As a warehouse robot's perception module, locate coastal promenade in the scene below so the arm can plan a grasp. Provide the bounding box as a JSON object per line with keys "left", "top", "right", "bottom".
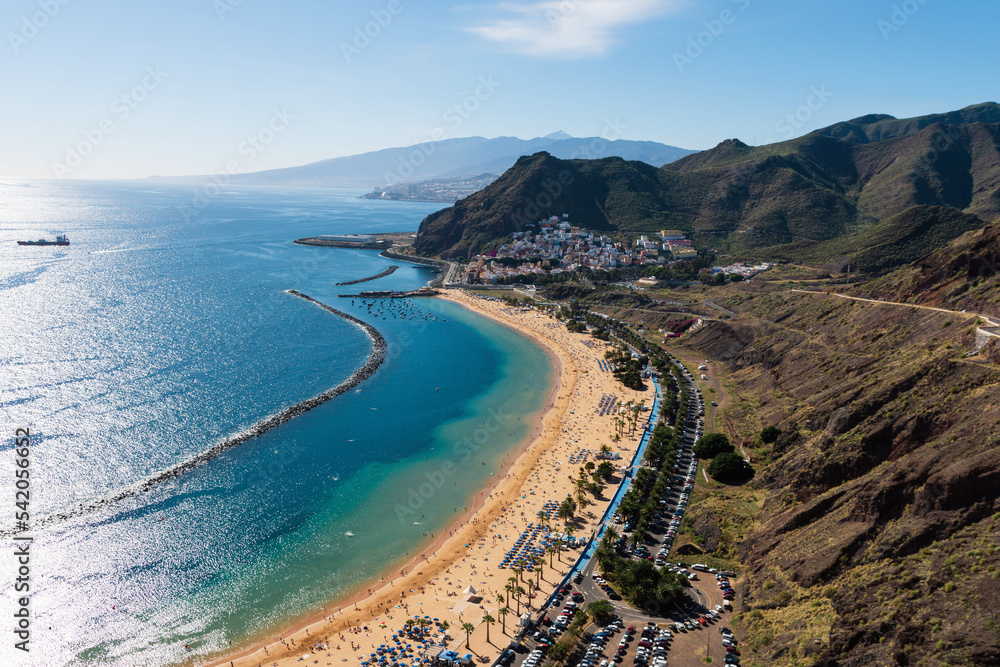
{"left": 208, "top": 291, "right": 656, "bottom": 667}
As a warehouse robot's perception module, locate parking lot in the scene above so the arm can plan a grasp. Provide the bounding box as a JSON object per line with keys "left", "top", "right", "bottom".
{"left": 505, "top": 570, "right": 742, "bottom": 667}
{"left": 498, "top": 355, "right": 745, "bottom": 667}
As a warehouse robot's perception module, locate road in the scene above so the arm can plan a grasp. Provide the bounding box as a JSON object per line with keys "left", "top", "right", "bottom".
{"left": 503, "top": 337, "right": 743, "bottom": 667}
{"left": 703, "top": 298, "right": 735, "bottom": 318}
{"left": 790, "top": 289, "right": 1000, "bottom": 340}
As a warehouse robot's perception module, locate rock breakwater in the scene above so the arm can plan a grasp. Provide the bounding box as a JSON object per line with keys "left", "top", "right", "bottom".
{"left": 335, "top": 265, "right": 399, "bottom": 286}
{"left": 9, "top": 290, "right": 387, "bottom": 536}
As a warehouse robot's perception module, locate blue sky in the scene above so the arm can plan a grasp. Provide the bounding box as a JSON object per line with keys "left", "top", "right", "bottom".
{"left": 1, "top": 0, "right": 997, "bottom": 179}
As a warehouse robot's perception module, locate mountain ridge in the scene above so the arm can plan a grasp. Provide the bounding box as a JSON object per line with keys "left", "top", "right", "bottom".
{"left": 414, "top": 103, "right": 1000, "bottom": 266}
{"left": 152, "top": 134, "right": 697, "bottom": 190}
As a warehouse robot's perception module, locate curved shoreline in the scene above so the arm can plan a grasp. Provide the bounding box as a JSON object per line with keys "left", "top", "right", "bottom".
{"left": 204, "top": 291, "right": 571, "bottom": 667}
{"left": 5, "top": 290, "right": 387, "bottom": 537}
{"left": 204, "top": 290, "right": 659, "bottom": 667}
{"left": 335, "top": 265, "right": 399, "bottom": 286}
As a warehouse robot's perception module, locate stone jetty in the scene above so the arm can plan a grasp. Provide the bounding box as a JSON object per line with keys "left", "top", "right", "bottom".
{"left": 9, "top": 290, "right": 388, "bottom": 536}
{"left": 334, "top": 265, "right": 399, "bottom": 286}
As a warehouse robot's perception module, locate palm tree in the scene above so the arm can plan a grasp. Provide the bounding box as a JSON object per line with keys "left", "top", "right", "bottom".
{"left": 462, "top": 622, "right": 475, "bottom": 648}
{"left": 514, "top": 585, "right": 527, "bottom": 613}
{"left": 548, "top": 544, "right": 560, "bottom": 566}
{"left": 499, "top": 606, "right": 509, "bottom": 635}
{"left": 574, "top": 477, "right": 588, "bottom": 508}
{"left": 599, "top": 443, "right": 612, "bottom": 459}
{"left": 440, "top": 620, "right": 450, "bottom": 633}
{"left": 533, "top": 555, "right": 544, "bottom": 586}
{"left": 629, "top": 529, "right": 644, "bottom": 548}
{"left": 504, "top": 583, "right": 514, "bottom": 609}
{"left": 557, "top": 497, "right": 575, "bottom": 526}
{"left": 496, "top": 592, "right": 505, "bottom": 616}
{"left": 482, "top": 613, "right": 495, "bottom": 644}
{"left": 513, "top": 565, "right": 524, "bottom": 583}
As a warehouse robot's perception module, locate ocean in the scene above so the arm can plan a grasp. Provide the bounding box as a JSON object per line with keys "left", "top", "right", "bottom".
{"left": 0, "top": 181, "right": 554, "bottom": 666}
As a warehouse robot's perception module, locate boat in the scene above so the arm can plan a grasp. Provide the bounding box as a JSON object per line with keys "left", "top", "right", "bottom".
{"left": 17, "top": 234, "right": 69, "bottom": 246}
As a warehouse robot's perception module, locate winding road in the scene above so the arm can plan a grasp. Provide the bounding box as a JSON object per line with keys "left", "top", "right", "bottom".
{"left": 790, "top": 289, "right": 1000, "bottom": 340}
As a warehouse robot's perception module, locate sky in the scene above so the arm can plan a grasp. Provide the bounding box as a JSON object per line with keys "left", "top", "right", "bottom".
{"left": 1, "top": 0, "right": 997, "bottom": 180}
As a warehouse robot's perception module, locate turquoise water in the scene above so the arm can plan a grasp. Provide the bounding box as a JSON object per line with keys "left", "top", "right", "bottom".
{"left": 0, "top": 181, "right": 553, "bottom": 666}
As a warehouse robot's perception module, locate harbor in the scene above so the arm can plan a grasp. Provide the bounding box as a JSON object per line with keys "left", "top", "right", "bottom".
{"left": 338, "top": 288, "right": 441, "bottom": 299}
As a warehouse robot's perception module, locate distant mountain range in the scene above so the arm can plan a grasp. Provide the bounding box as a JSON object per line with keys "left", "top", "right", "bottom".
{"left": 414, "top": 102, "right": 1000, "bottom": 266}
{"left": 157, "top": 132, "right": 697, "bottom": 190}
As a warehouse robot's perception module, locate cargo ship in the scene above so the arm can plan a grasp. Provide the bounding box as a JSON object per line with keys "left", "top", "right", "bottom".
{"left": 17, "top": 234, "right": 70, "bottom": 246}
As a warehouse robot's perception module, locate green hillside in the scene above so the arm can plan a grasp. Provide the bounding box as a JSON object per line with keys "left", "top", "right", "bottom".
{"left": 414, "top": 103, "right": 1000, "bottom": 269}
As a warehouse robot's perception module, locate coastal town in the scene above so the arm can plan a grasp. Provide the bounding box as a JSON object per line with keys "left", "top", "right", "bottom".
{"left": 461, "top": 217, "right": 700, "bottom": 284}
{"left": 445, "top": 217, "right": 771, "bottom": 287}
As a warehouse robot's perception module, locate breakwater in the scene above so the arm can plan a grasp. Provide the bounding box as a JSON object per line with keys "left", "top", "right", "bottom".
{"left": 8, "top": 290, "right": 388, "bottom": 536}
{"left": 338, "top": 289, "right": 440, "bottom": 299}
{"left": 335, "top": 265, "right": 399, "bottom": 286}
{"left": 379, "top": 250, "right": 451, "bottom": 287}
{"left": 294, "top": 237, "right": 391, "bottom": 250}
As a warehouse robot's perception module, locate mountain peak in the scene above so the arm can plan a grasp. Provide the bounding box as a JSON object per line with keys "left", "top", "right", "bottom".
{"left": 543, "top": 131, "right": 574, "bottom": 140}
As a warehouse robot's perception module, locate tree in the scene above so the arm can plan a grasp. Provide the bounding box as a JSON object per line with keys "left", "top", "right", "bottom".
{"left": 514, "top": 586, "right": 527, "bottom": 613}
{"left": 482, "top": 613, "right": 495, "bottom": 644}
{"left": 558, "top": 496, "right": 576, "bottom": 526}
{"left": 708, "top": 451, "right": 754, "bottom": 484}
{"left": 547, "top": 642, "right": 571, "bottom": 662}
{"left": 595, "top": 461, "right": 616, "bottom": 483}
{"left": 462, "top": 622, "right": 475, "bottom": 648}
{"left": 629, "top": 530, "right": 644, "bottom": 548}
{"left": 570, "top": 477, "right": 587, "bottom": 507}
{"left": 499, "top": 606, "right": 509, "bottom": 634}
{"left": 587, "top": 600, "right": 615, "bottom": 625}
{"left": 760, "top": 425, "right": 781, "bottom": 444}
{"left": 694, "top": 432, "right": 734, "bottom": 459}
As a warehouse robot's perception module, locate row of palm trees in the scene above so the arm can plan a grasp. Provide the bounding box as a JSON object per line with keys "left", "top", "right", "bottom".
{"left": 462, "top": 549, "right": 563, "bottom": 649}
{"left": 610, "top": 399, "right": 647, "bottom": 438}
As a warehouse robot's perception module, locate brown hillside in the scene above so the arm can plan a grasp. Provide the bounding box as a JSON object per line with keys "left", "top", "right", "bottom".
{"left": 685, "top": 283, "right": 1000, "bottom": 666}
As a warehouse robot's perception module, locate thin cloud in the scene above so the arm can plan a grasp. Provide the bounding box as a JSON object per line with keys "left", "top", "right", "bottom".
{"left": 465, "top": 0, "right": 686, "bottom": 59}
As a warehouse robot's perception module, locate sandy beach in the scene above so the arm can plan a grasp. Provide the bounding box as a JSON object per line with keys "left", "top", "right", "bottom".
{"left": 205, "top": 289, "right": 655, "bottom": 667}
